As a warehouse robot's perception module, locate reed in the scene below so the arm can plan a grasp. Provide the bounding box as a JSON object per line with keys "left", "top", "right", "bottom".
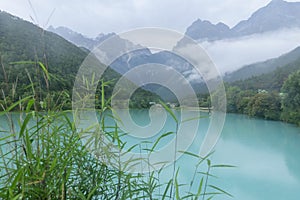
{"left": 0, "top": 61, "right": 233, "bottom": 199}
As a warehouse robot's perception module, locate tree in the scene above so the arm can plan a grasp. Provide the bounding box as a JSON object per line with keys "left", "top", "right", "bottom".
{"left": 226, "top": 86, "right": 241, "bottom": 113}
{"left": 281, "top": 70, "right": 300, "bottom": 126}
{"left": 247, "top": 92, "right": 281, "bottom": 120}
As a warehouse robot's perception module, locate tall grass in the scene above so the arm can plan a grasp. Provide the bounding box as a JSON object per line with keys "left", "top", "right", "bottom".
{"left": 0, "top": 61, "right": 233, "bottom": 199}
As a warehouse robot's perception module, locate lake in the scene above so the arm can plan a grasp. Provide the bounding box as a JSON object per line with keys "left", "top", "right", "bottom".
{"left": 1, "top": 111, "right": 300, "bottom": 199}
{"left": 114, "top": 110, "right": 300, "bottom": 200}
{"left": 200, "top": 114, "right": 300, "bottom": 200}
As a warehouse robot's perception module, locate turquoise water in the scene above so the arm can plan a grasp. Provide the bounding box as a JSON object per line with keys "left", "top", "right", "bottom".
{"left": 210, "top": 114, "right": 300, "bottom": 200}
{"left": 1, "top": 111, "right": 300, "bottom": 199}
{"left": 119, "top": 111, "right": 300, "bottom": 200}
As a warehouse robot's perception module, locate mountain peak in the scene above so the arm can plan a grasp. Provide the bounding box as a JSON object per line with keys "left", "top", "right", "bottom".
{"left": 267, "top": 0, "right": 287, "bottom": 7}
{"left": 186, "top": 0, "right": 300, "bottom": 41}
{"left": 270, "top": 0, "right": 285, "bottom": 4}
{"left": 185, "top": 19, "right": 230, "bottom": 41}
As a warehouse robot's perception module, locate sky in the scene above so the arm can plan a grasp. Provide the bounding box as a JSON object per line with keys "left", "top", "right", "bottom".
{"left": 0, "top": 0, "right": 299, "bottom": 37}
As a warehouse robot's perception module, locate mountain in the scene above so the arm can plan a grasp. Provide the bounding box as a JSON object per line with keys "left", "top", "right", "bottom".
{"left": 47, "top": 26, "right": 115, "bottom": 50}
{"left": 232, "top": 0, "right": 300, "bottom": 36}
{"left": 225, "top": 44, "right": 300, "bottom": 91}
{"left": 0, "top": 11, "right": 160, "bottom": 109}
{"left": 186, "top": 0, "right": 300, "bottom": 41}
{"left": 47, "top": 26, "right": 209, "bottom": 96}
{"left": 47, "top": 26, "right": 156, "bottom": 75}
{"left": 224, "top": 46, "right": 300, "bottom": 82}
{"left": 185, "top": 20, "right": 231, "bottom": 41}
{"left": 110, "top": 49, "right": 208, "bottom": 97}
{"left": 48, "top": 26, "right": 149, "bottom": 56}
{"left": 46, "top": 0, "right": 300, "bottom": 96}
{"left": 230, "top": 57, "right": 300, "bottom": 91}
{"left": 0, "top": 11, "right": 87, "bottom": 92}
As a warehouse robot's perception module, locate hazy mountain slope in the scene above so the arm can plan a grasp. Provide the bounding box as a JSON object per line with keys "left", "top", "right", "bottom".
{"left": 230, "top": 59, "right": 300, "bottom": 91}
{"left": 224, "top": 46, "right": 300, "bottom": 82}
{"left": 47, "top": 26, "right": 115, "bottom": 50}
{"left": 47, "top": 25, "right": 208, "bottom": 96}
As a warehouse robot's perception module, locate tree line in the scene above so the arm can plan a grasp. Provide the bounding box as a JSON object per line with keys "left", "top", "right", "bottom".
{"left": 212, "top": 70, "right": 300, "bottom": 126}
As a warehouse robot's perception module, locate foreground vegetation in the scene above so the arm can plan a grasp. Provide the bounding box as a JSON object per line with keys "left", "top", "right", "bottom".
{"left": 0, "top": 110, "right": 231, "bottom": 199}
{"left": 0, "top": 61, "right": 232, "bottom": 199}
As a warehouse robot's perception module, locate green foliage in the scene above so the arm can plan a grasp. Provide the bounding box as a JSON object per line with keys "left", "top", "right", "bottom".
{"left": 225, "top": 86, "right": 241, "bottom": 113}
{"left": 210, "top": 85, "right": 226, "bottom": 112}
{"left": 224, "top": 58, "right": 300, "bottom": 125}
{"left": 247, "top": 92, "right": 281, "bottom": 120}
{"left": 0, "top": 11, "right": 87, "bottom": 92}
{"left": 129, "top": 88, "right": 161, "bottom": 109}
{"left": 281, "top": 70, "right": 300, "bottom": 126}
{"left": 223, "top": 85, "right": 281, "bottom": 120}
{"left": 0, "top": 61, "right": 231, "bottom": 199}
{"left": 0, "top": 111, "right": 157, "bottom": 199}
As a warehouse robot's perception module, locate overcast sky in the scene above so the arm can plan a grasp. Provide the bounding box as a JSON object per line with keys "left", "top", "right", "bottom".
{"left": 0, "top": 0, "right": 299, "bottom": 37}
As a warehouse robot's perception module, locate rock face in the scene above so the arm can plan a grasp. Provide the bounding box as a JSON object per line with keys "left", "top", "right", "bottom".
{"left": 233, "top": 0, "right": 300, "bottom": 36}
{"left": 185, "top": 19, "right": 231, "bottom": 41}
{"left": 186, "top": 0, "right": 300, "bottom": 41}
{"left": 47, "top": 26, "right": 115, "bottom": 50}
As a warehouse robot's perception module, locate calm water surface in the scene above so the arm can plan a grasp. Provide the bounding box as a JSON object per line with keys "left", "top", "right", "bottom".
{"left": 126, "top": 110, "right": 300, "bottom": 200}
{"left": 1, "top": 111, "right": 300, "bottom": 200}
{"left": 210, "top": 114, "right": 300, "bottom": 200}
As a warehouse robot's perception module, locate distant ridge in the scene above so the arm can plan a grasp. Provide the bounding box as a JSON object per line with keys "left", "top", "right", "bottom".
{"left": 48, "top": 26, "right": 115, "bottom": 50}
{"left": 186, "top": 0, "right": 300, "bottom": 41}
{"left": 224, "top": 46, "right": 300, "bottom": 82}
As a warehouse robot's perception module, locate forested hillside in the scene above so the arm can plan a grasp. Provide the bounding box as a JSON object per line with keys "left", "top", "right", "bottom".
{"left": 0, "top": 11, "right": 87, "bottom": 89}
{"left": 231, "top": 59, "right": 300, "bottom": 91}
{"left": 223, "top": 57, "right": 300, "bottom": 125}
{"left": 224, "top": 46, "right": 300, "bottom": 82}
{"left": 0, "top": 11, "right": 159, "bottom": 110}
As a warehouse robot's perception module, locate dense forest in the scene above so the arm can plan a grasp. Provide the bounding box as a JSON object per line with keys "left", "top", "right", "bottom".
{"left": 200, "top": 46, "right": 300, "bottom": 126}
{"left": 0, "top": 11, "right": 160, "bottom": 111}
{"left": 220, "top": 61, "right": 300, "bottom": 126}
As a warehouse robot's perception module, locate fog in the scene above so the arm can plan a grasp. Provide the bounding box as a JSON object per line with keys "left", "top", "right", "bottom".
{"left": 200, "top": 28, "right": 300, "bottom": 74}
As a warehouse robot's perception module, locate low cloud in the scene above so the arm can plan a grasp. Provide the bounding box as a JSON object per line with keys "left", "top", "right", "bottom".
{"left": 200, "top": 28, "right": 300, "bottom": 74}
